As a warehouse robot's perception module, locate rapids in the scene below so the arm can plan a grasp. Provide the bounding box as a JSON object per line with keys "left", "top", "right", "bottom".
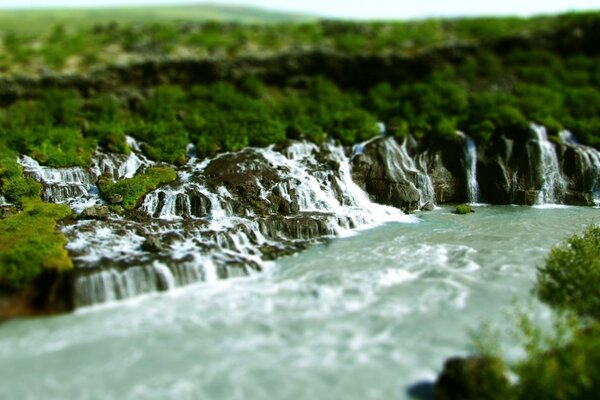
{"left": 0, "top": 206, "right": 596, "bottom": 399}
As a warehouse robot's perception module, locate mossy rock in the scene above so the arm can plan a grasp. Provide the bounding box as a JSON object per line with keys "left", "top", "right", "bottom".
{"left": 455, "top": 204, "right": 474, "bottom": 214}
{"left": 98, "top": 166, "right": 178, "bottom": 210}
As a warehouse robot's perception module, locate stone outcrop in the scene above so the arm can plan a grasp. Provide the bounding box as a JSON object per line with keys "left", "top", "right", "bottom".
{"left": 353, "top": 127, "right": 600, "bottom": 207}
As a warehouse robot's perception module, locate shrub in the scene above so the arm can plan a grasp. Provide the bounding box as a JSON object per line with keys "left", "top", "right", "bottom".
{"left": 435, "top": 356, "right": 511, "bottom": 400}
{"left": 536, "top": 225, "right": 600, "bottom": 318}
{"left": 513, "top": 315, "right": 600, "bottom": 400}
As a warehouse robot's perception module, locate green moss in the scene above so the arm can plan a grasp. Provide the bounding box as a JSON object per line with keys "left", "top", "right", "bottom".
{"left": 455, "top": 204, "right": 474, "bottom": 214}
{"left": 27, "top": 127, "right": 95, "bottom": 168}
{"left": 129, "top": 122, "right": 188, "bottom": 164}
{"left": 0, "top": 199, "right": 72, "bottom": 290}
{"left": 98, "top": 166, "right": 177, "bottom": 210}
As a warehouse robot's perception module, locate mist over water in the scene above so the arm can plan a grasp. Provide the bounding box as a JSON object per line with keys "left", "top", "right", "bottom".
{"left": 0, "top": 205, "right": 596, "bottom": 399}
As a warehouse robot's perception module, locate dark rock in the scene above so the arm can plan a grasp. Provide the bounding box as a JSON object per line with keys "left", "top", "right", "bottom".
{"left": 205, "top": 149, "right": 279, "bottom": 216}
{"left": 435, "top": 356, "right": 510, "bottom": 400}
{"left": 142, "top": 236, "right": 164, "bottom": 253}
{"left": 80, "top": 205, "right": 110, "bottom": 220}
{"left": 428, "top": 140, "right": 466, "bottom": 204}
{"left": 420, "top": 201, "right": 434, "bottom": 211}
{"left": 351, "top": 137, "right": 421, "bottom": 211}
{"left": 258, "top": 213, "right": 337, "bottom": 241}
{"left": 0, "top": 270, "right": 74, "bottom": 321}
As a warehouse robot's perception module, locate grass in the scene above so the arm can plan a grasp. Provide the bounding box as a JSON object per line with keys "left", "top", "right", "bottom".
{"left": 98, "top": 166, "right": 178, "bottom": 210}
{"left": 0, "top": 199, "right": 73, "bottom": 290}
{"left": 0, "top": 5, "right": 313, "bottom": 34}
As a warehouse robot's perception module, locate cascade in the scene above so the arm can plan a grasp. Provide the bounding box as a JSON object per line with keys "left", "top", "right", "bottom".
{"left": 456, "top": 132, "right": 481, "bottom": 203}
{"left": 530, "top": 124, "right": 566, "bottom": 204}
{"left": 559, "top": 130, "right": 600, "bottom": 205}
{"left": 59, "top": 141, "right": 417, "bottom": 307}
{"left": 382, "top": 138, "right": 435, "bottom": 206}
{"left": 19, "top": 155, "right": 97, "bottom": 212}
{"left": 91, "top": 137, "right": 152, "bottom": 181}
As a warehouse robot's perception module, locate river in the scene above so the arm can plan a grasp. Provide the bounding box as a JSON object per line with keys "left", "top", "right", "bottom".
{"left": 0, "top": 205, "right": 596, "bottom": 399}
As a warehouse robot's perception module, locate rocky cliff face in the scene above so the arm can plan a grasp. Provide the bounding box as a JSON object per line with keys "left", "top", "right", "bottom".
{"left": 352, "top": 124, "right": 600, "bottom": 209}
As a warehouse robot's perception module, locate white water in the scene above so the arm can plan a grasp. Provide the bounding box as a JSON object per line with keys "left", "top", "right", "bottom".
{"left": 59, "top": 141, "right": 417, "bottom": 307}
{"left": 457, "top": 132, "right": 481, "bottom": 204}
{"left": 530, "top": 123, "right": 566, "bottom": 204}
{"left": 382, "top": 138, "right": 435, "bottom": 207}
{"left": 1, "top": 206, "right": 596, "bottom": 400}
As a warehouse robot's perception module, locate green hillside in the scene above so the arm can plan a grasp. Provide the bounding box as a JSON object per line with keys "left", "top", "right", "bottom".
{"left": 0, "top": 4, "right": 314, "bottom": 33}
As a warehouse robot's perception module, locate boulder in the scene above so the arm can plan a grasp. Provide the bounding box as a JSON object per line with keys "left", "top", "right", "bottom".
{"left": 351, "top": 137, "right": 422, "bottom": 211}
{"left": 141, "top": 236, "right": 164, "bottom": 253}
{"left": 435, "top": 356, "right": 510, "bottom": 400}
{"left": 80, "top": 205, "right": 110, "bottom": 220}
{"left": 420, "top": 202, "right": 434, "bottom": 211}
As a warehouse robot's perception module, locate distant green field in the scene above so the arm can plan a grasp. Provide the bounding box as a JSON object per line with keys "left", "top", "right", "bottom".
{"left": 0, "top": 4, "right": 314, "bottom": 33}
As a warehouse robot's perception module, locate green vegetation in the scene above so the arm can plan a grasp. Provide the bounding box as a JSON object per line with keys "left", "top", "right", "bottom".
{"left": 0, "top": 199, "right": 72, "bottom": 290}
{"left": 536, "top": 225, "right": 600, "bottom": 318}
{"left": 1, "top": 16, "right": 600, "bottom": 162}
{"left": 440, "top": 225, "right": 600, "bottom": 399}
{"left": 0, "top": 147, "right": 42, "bottom": 204}
{"left": 435, "top": 356, "right": 510, "bottom": 400}
{"left": 98, "top": 166, "right": 177, "bottom": 210}
{"left": 0, "top": 5, "right": 312, "bottom": 34}
{"left": 455, "top": 204, "right": 474, "bottom": 214}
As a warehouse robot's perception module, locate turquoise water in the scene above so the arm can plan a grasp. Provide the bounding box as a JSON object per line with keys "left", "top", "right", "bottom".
{"left": 0, "top": 206, "right": 597, "bottom": 399}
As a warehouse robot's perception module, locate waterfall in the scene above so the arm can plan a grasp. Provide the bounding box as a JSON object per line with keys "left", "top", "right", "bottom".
{"left": 530, "top": 124, "right": 566, "bottom": 204}
{"left": 60, "top": 141, "right": 417, "bottom": 307}
{"left": 381, "top": 138, "right": 435, "bottom": 206}
{"left": 91, "top": 137, "right": 152, "bottom": 181}
{"left": 456, "top": 132, "right": 481, "bottom": 204}
{"left": 19, "top": 155, "right": 98, "bottom": 213}
{"left": 559, "top": 130, "right": 600, "bottom": 206}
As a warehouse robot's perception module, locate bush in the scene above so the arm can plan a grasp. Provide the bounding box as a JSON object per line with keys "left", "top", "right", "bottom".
{"left": 514, "top": 322, "right": 600, "bottom": 400}
{"left": 435, "top": 356, "right": 511, "bottom": 400}
{"left": 536, "top": 225, "right": 600, "bottom": 318}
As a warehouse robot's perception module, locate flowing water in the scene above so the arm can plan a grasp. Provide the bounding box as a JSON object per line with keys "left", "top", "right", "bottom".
{"left": 1, "top": 205, "right": 597, "bottom": 400}
{"left": 457, "top": 132, "right": 481, "bottom": 204}
{"left": 530, "top": 124, "right": 566, "bottom": 204}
